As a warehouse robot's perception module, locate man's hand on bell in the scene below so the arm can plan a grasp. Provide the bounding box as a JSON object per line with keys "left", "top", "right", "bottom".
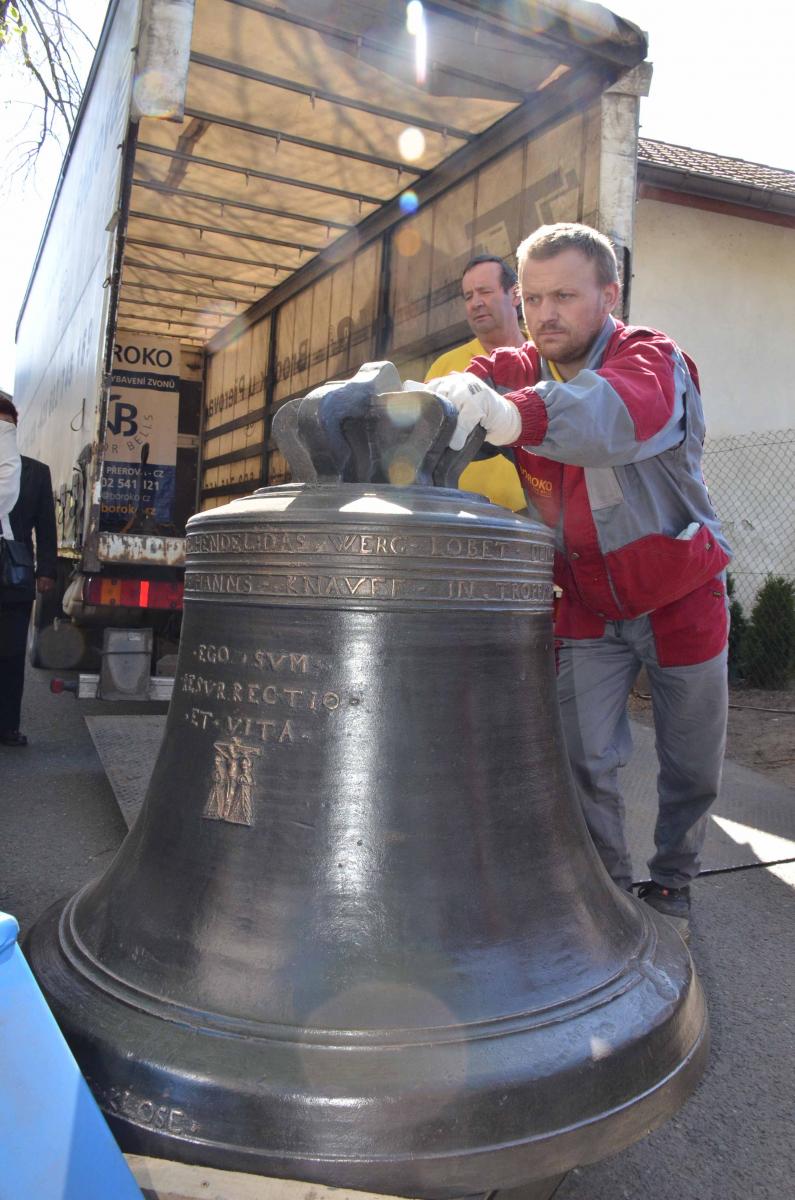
{"left": 427, "top": 373, "right": 521, "bottom": 451}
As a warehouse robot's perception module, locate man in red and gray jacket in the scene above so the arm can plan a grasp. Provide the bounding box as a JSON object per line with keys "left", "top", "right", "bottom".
{"left": 431, "top": 222, "right": 731, "bottom": 940}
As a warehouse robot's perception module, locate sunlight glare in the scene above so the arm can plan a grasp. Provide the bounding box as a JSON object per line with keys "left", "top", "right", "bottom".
{"left": 711, "top": 815, "right": 795, "bottom": 887}
{"left": 406, "top": 1, "right": 428, "bottom": 85}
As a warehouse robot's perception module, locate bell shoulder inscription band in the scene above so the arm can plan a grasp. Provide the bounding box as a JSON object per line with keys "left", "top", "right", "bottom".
{"left": 184, "top": 486, "right": 554, "bottom": 611}
{"left": 27, "top": 375, "right": 708, "bottom": 1198}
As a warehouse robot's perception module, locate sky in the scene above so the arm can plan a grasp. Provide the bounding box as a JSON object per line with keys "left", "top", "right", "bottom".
{"left": 0, "top": 0, "right": 793, "bottom": 396}
{"left": 614, "top": 0, "right": 794, "bottom": 167}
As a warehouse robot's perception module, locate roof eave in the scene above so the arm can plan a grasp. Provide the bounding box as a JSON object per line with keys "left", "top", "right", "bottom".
{"left": 443, "top": 0, "right": 648, "bottom": 69}
{"left": 637, "top": 161, "right": 795, "bottom": 218}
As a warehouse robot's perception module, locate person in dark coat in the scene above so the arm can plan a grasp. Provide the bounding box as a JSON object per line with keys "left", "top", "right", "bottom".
{"left": 0, "top": 398, "right": 58, "bottom": 747}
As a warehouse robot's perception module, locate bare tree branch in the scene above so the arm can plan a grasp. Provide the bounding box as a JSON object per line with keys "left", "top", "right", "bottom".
{"left": 1, "top": 0, "right": 96, "bottom": 174}
{"left": 22, "top": 3, "right": 73, "bottom": 133}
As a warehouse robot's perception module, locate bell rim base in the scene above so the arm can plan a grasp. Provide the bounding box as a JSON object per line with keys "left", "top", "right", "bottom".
{"left": 26, "top": 898, "right": 709, "bottom": 1198}
{"left": 101, "top": 1014, "right": 709, "bottom": 1199}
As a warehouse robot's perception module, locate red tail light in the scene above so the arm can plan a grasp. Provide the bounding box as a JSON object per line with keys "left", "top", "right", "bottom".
{"left": 84, "top": 576, "right": 183, "bottom": 610}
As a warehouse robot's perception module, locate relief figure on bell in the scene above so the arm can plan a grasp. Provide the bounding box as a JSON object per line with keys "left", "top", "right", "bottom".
{"left": 204, "top": 753, "right": 227, "bottom": 820}
{"left": 225, "top": 754, "right": 255, "bottom": 825}
{"left": 203, "top": 737, "right": 263, "bottom": 826}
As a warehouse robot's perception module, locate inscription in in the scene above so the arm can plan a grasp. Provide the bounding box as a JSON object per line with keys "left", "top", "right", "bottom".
{"left": 185, "top": 570, "right": 551, "bottom": 605}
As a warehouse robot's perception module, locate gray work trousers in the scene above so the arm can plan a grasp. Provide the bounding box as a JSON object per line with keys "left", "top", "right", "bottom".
{"left": 556, "top": 616, "right": 728, "bottom": 890}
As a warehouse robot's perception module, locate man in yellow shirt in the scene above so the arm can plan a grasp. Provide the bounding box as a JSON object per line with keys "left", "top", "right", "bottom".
{"left": 425, "top": 255, "right": 526, "bottom": 510}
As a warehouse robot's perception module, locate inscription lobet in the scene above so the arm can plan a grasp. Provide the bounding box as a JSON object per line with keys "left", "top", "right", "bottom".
{"left": 187, "top": 528, "right": 551, "bottom": 564}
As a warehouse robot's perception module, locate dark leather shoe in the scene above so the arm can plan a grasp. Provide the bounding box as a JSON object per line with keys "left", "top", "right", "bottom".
{"left": 0, "top": 730, "right": 28, "bottom": 746}
{"left": 637, "top": 881, "right": 691, "bottom": 943}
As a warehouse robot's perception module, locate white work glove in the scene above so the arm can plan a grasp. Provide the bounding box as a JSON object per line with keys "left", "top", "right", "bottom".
{"left": 427, "top": 373, "right": 522, "bottom": 451}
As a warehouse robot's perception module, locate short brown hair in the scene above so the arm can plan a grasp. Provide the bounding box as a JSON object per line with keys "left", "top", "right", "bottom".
{"left": 517, "top": 223, "right": 618, "bottom": 287}
{"left": 462, "top": 254, "right": 517, "bottom": 293}
{"left": 0, "top": 396, "right": 18, "bottom": 425}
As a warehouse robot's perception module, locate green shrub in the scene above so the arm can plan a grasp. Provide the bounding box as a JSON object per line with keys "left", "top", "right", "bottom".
{"left": 726, "top": 572, "right": 747, "bottom": 682}
{"left": 741, "top": 574, "right": 795, "bottom": 689}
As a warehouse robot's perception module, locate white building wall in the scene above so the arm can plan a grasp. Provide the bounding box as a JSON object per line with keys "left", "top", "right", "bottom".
{"left": 631, "top": 197, "right": 795, "bottom": 613}
{"left": 630, "top": 198, "right": 794, "bottom": 437}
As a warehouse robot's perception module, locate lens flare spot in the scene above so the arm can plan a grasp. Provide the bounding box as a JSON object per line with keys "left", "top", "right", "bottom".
{"left": 302, "top": 983, "right": 466, "bottom": 1097}
{"left": 132, "top": 69, "right": 178, "bottom": 119}
{"left": 387, "top": 457, "right": 417, "bottom": 486}
{"left": 201, "top": 299, "right": 234, "bottom": 321}
{"left": 222, "top": 316, "right": 247, "bottom": 346}
{"left": 399, "top": 190, "right": 420, "bottom": 215}
{"left": 321, "top": 229, "right": 360, "bottom": 266}
{"left": 395, "top": 226, "right": 422, "bottom": 258}
{"left": 384, "top": 392, "right": 422, "bottom": 429}
{"left": 398, "top": 126, "right": 426, "bottom": 163}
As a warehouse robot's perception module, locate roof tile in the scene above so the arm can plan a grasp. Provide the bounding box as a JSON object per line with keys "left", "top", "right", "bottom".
{"left": 638, "top": 138, "right": 795, "bottom": 196}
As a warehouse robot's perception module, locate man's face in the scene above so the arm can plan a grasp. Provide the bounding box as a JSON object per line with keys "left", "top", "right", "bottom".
{"left": 461, "top": 262, "right": 518, "bottom": 344}
{"left": 520, "top": 248, "right": 619, "bottom": 367}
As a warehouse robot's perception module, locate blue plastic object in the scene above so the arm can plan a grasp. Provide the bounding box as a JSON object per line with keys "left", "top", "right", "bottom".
{"left": 0, "top": 912, "right": 144, "bottom": 1200}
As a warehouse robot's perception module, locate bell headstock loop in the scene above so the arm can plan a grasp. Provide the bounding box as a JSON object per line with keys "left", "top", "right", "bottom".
{"left": 272, "top": 369, "right": 485, "bottom": 489}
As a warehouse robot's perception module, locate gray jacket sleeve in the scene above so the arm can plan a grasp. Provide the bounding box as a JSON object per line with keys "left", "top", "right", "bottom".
{"left": 529, "top": 364, "right": 687, "bottom": 468}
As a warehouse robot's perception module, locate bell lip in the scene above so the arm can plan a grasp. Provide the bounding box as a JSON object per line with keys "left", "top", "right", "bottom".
{"left": 57, "top": 883, "right": 669, "bottom": 1048}
{"left": 27, "top": 892, "right": 708, "bottom": 1195}
{"left": 106, "top": 1010, "right": 709, "bottom": 1197}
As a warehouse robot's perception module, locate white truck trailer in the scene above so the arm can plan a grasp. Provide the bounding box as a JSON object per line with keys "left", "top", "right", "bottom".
{"left": 14, "top": 0, "right": 649, "bottom": 681}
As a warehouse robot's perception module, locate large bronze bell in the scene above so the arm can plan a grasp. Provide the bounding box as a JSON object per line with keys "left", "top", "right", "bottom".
{"left": 28, "top": 374, "right": 708, "bottom": 1198}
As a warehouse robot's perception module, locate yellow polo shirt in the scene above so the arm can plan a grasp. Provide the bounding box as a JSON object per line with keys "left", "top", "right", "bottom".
{"left": 425, "top": 338, "right": 526, "bottom": 511}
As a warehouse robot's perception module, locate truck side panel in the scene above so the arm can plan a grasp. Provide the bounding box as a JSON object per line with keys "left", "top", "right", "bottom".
{"left": 14, "top": 0, "right": 140, "bottom": 552}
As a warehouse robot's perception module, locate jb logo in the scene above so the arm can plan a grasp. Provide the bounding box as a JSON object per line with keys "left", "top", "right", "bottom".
{"left": 107, "top": 397, "right": 138, "bottom": 437}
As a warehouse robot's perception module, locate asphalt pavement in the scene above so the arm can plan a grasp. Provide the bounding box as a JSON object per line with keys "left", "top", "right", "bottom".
{"left": 1, "top": 666, "right": 793, "bottom": 1200}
